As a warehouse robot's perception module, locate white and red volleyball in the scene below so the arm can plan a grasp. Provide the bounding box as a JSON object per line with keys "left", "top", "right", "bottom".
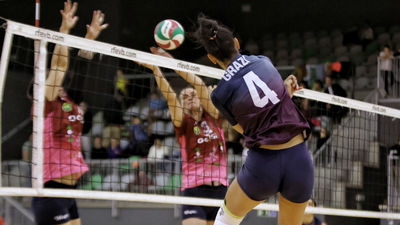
{"left": 154, "top": 19, "right": 185, "bottom": 50}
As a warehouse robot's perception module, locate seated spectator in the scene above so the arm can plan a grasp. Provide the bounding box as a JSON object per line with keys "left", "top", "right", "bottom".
{"left": 91, "top": 136, "right": 108, "bottom": 159}
{"left": 127, "top": 159, "right": 154, "bottom": 193}
{"left": 107, "top": 138, "right": 124, "bottom": 159}
{"left": 102, "top": 90, "right": 126, "bottom": 148}
{"left": 147, "top": 138, "right": 169, "bottom": 162}
{"left": 394, "top": 44, "right": 400, "bottom": 57}
{"left": 149, "top": 91, "right": 167, "bottom": 120}
{"left": 80, "top": 101, "right": 92, "bottom": 159}
{"left": 302, "top": 198, "right": 328, "bottom": 225}
{"left": 390, "top": 136, "right": 400, "bottom": 154}
{"left": 324, "top": 74, "right": 348, "bottom": 123}
{"left": 129, "top": 116, "right": 149, "bottom": 157}
{"left": 312, "top": 79, "right": 324, "bottom": 92}
{"left": 359, "top": 22, "right": 374, "bottom": 50}
{"left": 22, "top": 134, "right": 33, "bottom": 162}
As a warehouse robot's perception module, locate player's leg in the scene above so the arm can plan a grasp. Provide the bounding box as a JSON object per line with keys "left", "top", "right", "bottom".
{"left": 278, "top": 142, "right": 314, "bottom": 225}
{"left": 67, "top": 199, "right": 81, "bottom": 225}
{"left": 224, "top": 179, "right": 263, "bottom": 216}
{"left": 32, "top": 197, "right": 73, "bottom": 225}
{"left": 59, "top": 218, "right": 81, "bottom": 225}
{"left": 182, "top": 186, "right": 207, "bottom": 225}
{"left": 214, "top": 147, "right": 284, "bottom": 225}
{"left": 214, "top": 178, "right": 263, "bottom": 225}
{"left": 278, "top": 194, "right": 307, "bottom": 225}
{"left": 205, "top": 185, "right": 228, "bottom": 225}
{"left": 206, "top": 221, "right": 214, "bottom": 225}
{"left": 183, "top": 217, "right": 207, "bottom": 225}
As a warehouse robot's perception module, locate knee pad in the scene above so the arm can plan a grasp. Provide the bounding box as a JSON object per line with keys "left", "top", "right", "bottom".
{"left": 214, "top": 202, "right": 244, "bottom": 225}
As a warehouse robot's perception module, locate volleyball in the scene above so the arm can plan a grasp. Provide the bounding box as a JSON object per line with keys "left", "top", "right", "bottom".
{"left": 154, "top": 19, "right": 185, "bottom": 50}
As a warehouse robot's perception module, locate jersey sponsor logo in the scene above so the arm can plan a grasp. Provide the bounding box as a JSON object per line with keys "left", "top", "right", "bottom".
{"left": 222, "top": 55, "right": 250, "bottom": 81}
{"left": 62, "top": 103, "right": 72, "bottom": 112}
{"left": 183, "top": 209, "right": 198, "bottom": 215}
{"left": 54, "top": 213, "right": 69, "bottom": 221}
{"left": 193, "top": 126, "right": 200, "bottom": 135}
{"left": 68, "top": 115, "right": 84, "bottom": 123}
{"left": 196, "top": 121, "right": 218, "bottom": 144}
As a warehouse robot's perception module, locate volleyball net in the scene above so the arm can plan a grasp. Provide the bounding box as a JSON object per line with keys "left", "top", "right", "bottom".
{"left": 1, "top": 20, "right": 400, "bottom": 220}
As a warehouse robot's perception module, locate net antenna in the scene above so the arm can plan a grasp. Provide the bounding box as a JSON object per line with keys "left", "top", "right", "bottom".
{"left": 1, "top": 20, "right": 400, "bottom": 221}
{"left": 34, "top": 0, "right": 40, "bottom": 64}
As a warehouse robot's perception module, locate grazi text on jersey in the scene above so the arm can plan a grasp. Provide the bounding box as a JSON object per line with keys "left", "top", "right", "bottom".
{"left": 222, "top": 55, "right": 250, "bottom": 81}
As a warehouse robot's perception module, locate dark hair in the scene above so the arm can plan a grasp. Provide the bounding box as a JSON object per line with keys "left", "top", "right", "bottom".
{"left": 192, "top": 14, "right": 237, "bottom": 62}
{"left": 383, "top": 44, "right": 391, "bottom": 50}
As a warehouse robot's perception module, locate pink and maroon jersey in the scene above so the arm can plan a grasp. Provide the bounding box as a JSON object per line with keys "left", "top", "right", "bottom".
{"left": 175, "top": 111, "right": 228, "bottom": 190}
{"left": 42, "top": 95, "right": 88, "bottom": 183}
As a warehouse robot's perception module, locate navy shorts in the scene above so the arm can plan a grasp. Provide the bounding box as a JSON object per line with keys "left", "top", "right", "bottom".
{"left": 32, "top": 181, "right": 79, "bottom": 225}
{"left": 182, "top": 185, "right": 227, "bottom": 221}
{"left": 237, "top": 141, "right": 314, "bottom": 203}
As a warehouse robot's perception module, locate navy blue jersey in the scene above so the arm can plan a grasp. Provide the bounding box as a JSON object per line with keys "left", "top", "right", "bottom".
{"left": 211, "top": 54, "right": 310, "bottom": 148}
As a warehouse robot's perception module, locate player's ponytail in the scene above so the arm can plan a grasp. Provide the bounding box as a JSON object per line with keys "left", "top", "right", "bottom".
{"left": 192, "top": 14, "right": 237, "bottom": 62}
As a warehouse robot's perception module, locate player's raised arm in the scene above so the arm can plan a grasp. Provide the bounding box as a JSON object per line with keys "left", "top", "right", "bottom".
{"left": 77, "top": 9, "right": 109, "bottom": 59}
{"left": 149, "top": 47, "right": 220, "bottom": 119}
{"left": 45, "top": 0, "right": 78, "bottom": 101}
{"left": 136, "top": 61, "right": 184, "bottom": 127}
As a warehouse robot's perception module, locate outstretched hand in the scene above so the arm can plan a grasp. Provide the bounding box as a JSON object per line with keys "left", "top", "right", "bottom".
{"left": 85, "top": 10, "right": 109, "bottom": 40}
{"left": 59, "top": 0, "right": 78, "bottom": 33}
{"left": 284, "top": 74, "right": 301, "bottom": 97}
{"left": 150, "top": 47, "right": 173, "bottom": 58}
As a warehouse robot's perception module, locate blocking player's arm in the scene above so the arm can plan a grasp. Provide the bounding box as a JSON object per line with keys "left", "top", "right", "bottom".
{"left": 77, "top": 10, "right": 109, "bottom": 59}
{"left": 138, "top": 62, "right": 184, "bottom": 127}
{"left": 45, "top": 0, "right": 78, "bottom": 102}
{"left": 149, "top": 47, "right": 220, "bottom": 119}
{"left": 45, "top": 4, "right": 109, "bottom": 102}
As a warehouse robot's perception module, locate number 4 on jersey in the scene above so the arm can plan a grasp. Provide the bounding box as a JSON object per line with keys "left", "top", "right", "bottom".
{"left": 243, "top": 71, "right": 280, "bottom": 108}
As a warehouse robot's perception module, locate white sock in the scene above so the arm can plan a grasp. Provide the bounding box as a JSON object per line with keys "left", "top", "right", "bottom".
{"left": 214, "top": 202, "right": 244, "bottom": 225}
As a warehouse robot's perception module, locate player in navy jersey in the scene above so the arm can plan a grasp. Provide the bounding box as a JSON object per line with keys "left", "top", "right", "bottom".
{"left": 192, "top": 15, "right": 314, "bottom": 225}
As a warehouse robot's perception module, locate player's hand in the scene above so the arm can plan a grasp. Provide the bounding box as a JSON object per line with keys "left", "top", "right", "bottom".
{"left": 150, "top": 47, "right": 173, "bottom": 58}
{"left": 207, "top": 85, "right": 217, "bottom": 93}
{"left": 85, "top": 10, "right": 109, "bottom": 40}
{"left": 59, "top": 0, "right": 79, "bottom": 33}
{"left": 284, "top": 74, "right": 301, "bottom": 97}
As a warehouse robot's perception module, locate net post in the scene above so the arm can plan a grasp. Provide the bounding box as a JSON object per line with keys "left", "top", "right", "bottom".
{"left": 0, "top": 28, "right": 14, "bottom": 187}
{"left": 32, "top": 40, "right": 47, "bottom": 190}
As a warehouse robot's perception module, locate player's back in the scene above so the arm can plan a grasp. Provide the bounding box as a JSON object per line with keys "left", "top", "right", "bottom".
{"left": 212, "top": 54, "right": 309, "bottom": 148}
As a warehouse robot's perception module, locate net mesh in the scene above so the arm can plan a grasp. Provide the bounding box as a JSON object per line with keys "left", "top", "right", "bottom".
{"left": 1, "top": 20, "right": 400, "bottom": 221}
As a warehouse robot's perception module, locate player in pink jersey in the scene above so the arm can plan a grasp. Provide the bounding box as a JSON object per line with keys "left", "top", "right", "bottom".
{"left": 137, "top": 47, "right": 228, "bottom": 225}
{"left": 31, "top": 1, "right": 108, "bottom": 225}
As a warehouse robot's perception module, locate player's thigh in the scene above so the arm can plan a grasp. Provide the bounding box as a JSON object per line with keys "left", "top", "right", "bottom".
{"left": 68, "top": 218, "right": 81, "bottom": 225}
{"left": 58, "top": 218, "right": 81, "bottom": 225}
{"left": 278, "top": 194, "right": 307, "bottom": 225}
{"left": 182, "top": 217, "right": 207, "bottom": 225}
{"left": 225, "top": 178, "right": 263, "bottom": 217}
{"left": 206, "top": 220, "right": 215, "bottom": 225}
